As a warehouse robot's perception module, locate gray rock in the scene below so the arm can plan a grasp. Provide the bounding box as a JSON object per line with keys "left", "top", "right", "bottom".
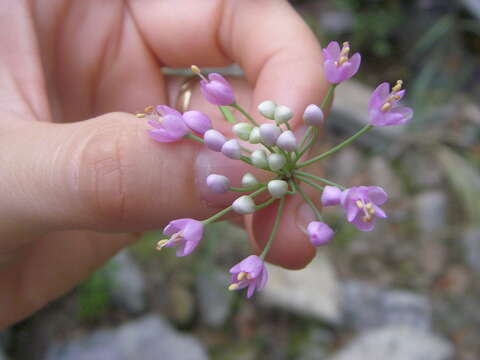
{"left": 0, "top": 350, "right": 6, "bottom": 360}
{"left": 196, "top": 268, "right": 233, "bottom": 327}
{"left": 368, "top": 157, "right": 402, "bottom": 200}
{"left": 341, "top": 281, "right": 432, "bottom": 331}
{"left": 318, "top": 11, "right": 354, "bottom": 33}
{"left": 329, "top": 326, "right": 454, "bottom": 360}
{"left": 0, "top": 330, "right": 10, "bottom": 350}
{"left": 108, "top": 250, "right": 146, "bottom": 314}
{"left": 45, "top": 315, "right": 208, "bottom": 360}
{"left": 260, "top": 252, "right": 341, "bottom": 324}
{"left": 403, "top": 152, "right": 443, "bottom": 188}
{"left": 327, "top": 147, "right": 365, "bottom": 187}
{"left": 414, "top": 190, "right": 448, "bottom": 234}
{"left": 461, "top": 227, "right": 480, "bottom": 273}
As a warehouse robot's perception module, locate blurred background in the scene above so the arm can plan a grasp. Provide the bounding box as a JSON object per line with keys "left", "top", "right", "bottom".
{"left": 2, "top": 0, "right": 479, "bottom": 359}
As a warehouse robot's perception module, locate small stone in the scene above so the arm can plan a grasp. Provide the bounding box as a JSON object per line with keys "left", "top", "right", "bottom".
{"left": 45, "top": 315, "right": 208, "bottom": 360}
{"left": 403, "top": 152, "right": 443, "bottom": 188}
{"left": 368, "top": 157, "right": 402, "bottom": 200}
{"left": 108, "top": 250, "right": 146, "bottom": 314}
{"left": 341, "top": 281, "right": 432, "bottom": 331}
{"left": 260, "top": 252, "right": 341, "bottom": 324}
{"left": 461, "top": 227, "right": 480, "bottom": 273}
{"left": 196, "top": 268, "right": 233, "bottom": 328}
{"left": 328, "top": 326, "right": 454, "bottom": 360}
{"left": 414, "top": 190, "right": 448, "bottom": 234}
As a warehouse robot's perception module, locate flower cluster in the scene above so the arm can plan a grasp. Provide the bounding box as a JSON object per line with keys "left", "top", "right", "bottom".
{"left": 140, "top": 41, "right": 413, "bottom": 298}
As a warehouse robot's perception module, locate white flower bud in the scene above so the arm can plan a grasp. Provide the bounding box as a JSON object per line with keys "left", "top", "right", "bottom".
{"left": 232, "top": 195, "right": 256, "bottom": 215}
{"left": 276, "top": 130, "right": 297, "bottom": 152}
{"left": 274, "top": 105, "right": 293, "bottom": 124}
{"left": 251, "top": 149, "right": 268, "bottom": 169}
{"left": 258, "top": 100, "right": 276, "bottom": 119}
{"left": 268, "top": 180, "right": 289, "bottom": 198}
{"left": 260, "top": 124, "right": 281, "bottom": 146}
{"left": 249, "top": 127, "right": 261, "bottom": 144}
{"left": 303, "top": 104, "right": 324, "bottom": 126}
{"left": 268, "top": 153, "right": 286, "bottom": 171}
{"left": 232, "top": 122, "right": 253, "bottom": 141}
{"left": 242, "top": 173, "right": 258, "bottom": 188}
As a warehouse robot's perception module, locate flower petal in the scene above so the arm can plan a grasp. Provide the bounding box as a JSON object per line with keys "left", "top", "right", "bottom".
{"left": 351, "top": 216, "right": 377, "bottom": 232}
{"left": 367, "top": 186, "right": 388, "bottom": 205}
{"left": 369, "top": 82, "right": 390, "bottom": 111}
{"left": 246, "top": 282, "right": 257, "bottom": 298}
{"left": 156, "top": 105, "right": 182, "bottom": 118}
{"left": 323, "top": 41, "right": 341, "bottom": 60}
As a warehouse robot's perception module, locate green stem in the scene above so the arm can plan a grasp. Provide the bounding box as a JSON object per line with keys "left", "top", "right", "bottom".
{"left": 231, "top": 103, "right": 259, "bottom": 126}
{"left": 320, "top": 85, "right": 336, "bottom": 109}
{"left": 185, "top": 133, "right": 204, "bottom": 144}
{"left": 229, "top": 185, "right": 262, "bottom": 192}
{"left": 296, "top": 125, "right": 373, "bottom": 169}
{"left": 295, "top": 127, "right": 318, "bottom": 164}
{"left": 294, "top": 171, "right": 346, "bottom": 190}
{"left": 288, "top": 179, "right": 298, "bottom": 194}
{"left": 298, "top": 126, "right": 313, "bottom": 150}
{"left": 295, "top": 175, "right": 324, "bottom": 192}
{"left": 255, "top": 197, "right": 276, "bottom": 210}
{"left": 219, "top": 106, "right": 237, "bottom": 124}
{"left": 202, "top": 186, "right": 267, "bottom": 225}
{"left": 296, "top": 182, "right": 322, "bottom": 221}
{"left": 260, "top": 197, "right": 285, "bottom": 260}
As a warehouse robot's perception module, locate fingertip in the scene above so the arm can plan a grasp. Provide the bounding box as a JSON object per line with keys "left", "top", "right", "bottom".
{"left": 249, "top": 194, "right": 316, "bottom": 270}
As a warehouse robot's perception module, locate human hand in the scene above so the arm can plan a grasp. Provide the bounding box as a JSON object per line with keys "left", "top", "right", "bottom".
{"left": 0, "top": 0, "right": 327, "bottom": 327}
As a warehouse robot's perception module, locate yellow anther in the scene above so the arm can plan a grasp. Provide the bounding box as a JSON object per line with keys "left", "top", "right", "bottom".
{"left": 368, "top": 207, "right": 375, "bottom": 215}
{"left": 144, "top": 105, "right": 154, "bottom": 113}
{"left": 392, "top": 80, "right": 403, "bottom": 93}
{"left": 156, "top": 239, "right": 168, "bottom": 250}
{"left": 356, "top": 200, "right": 364, "bottom": 208}
{"left": 365, "top": 203, "right": 373, "bottom": 210}
{"left": 191, "top": 65, "right": 201, "bottom": 75}
{"left": 246, "top": 274, "right": 253, "bottom": 280}
{"left": 381, "top": 102, "right": 392, "bottom": 112}
{"left": 338, "top": 56, "right": 348, "bottom": 66}
{"left": 362, "top": 215, "right": 373, "bottom": 222}
{"left": 237, "top": 272, "right": 247, "bottom": 281}
{"left": 135, "top": 113, "right": 145, "bottom": 118}
{"left": 228, "top": 283, "right": 239, "bottom": 291}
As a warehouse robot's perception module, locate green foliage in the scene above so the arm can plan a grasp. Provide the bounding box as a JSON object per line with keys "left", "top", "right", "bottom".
{"left": 76, "top": 263, "right": 116, "bottom": 321}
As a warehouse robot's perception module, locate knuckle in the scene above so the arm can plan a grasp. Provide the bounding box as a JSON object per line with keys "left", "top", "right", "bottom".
{"left": 77, "top": 116, "right": 140, "bottom": 226}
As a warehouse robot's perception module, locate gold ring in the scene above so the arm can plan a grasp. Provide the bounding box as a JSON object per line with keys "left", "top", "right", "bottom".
{"left": 175, "top": 76, "right": 199, "bottom": 112}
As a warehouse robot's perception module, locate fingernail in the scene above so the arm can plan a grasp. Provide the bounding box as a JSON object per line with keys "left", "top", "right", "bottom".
{"left": 295, "top": 202, "right": 316, "bottom": 234}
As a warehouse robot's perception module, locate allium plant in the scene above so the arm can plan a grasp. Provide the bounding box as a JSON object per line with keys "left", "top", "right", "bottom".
{"left": 140, "top": 41, "right": 413, "bottom": 298}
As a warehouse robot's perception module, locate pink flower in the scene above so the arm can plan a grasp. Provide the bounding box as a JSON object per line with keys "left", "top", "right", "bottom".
{"left": 157, "top": 218, "right": 204, "bottom": 257}
{"left": 148, "top": 105, "right": 189, "bottom": 143}
{"left": 369, "top": 81, "right": 413, "bottom": 126}
{"left": 229, "top": 255, "right": 268, "bottom": 298}
{"left": 307, "top": 221, "right": 334, "bottom": 246}
{"left": 340, "top": 186, "right": 388, "bottom": 232}
{"left": 323, "top": 41, "right": 361, "bottom": 84}
{"left": 200, "top": 73, "right": 235, "bottom": 106}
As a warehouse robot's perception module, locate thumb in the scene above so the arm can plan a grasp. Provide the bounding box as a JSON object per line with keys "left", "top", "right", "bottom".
{"left": 1, "top": 112, "right": 255, "bottom": 237}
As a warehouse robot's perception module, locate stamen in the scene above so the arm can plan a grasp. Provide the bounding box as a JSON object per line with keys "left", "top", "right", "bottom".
{"left": 191, "top": 65, "right": 208, "bottom": 82}
{"left": 340, "top": 42, "right": 350, "bottom": 56}
{"left": 156, "top": 239, "right": 169, "bottom": 250}
{"left": 135, "top": 113, "right": 146, "bottom": 118}
{"left": 338, "top": 56, "right": 348, "bottom": 65}
{"left": 144, "top": 105, "right": 154, "bottom": 113}
{"left": 356, "top": 200, "right": 364, "bottom": 208}
{"left": 228, "top": 283, "right": 239, "bottom": 291}
{"left": 237, "top": 272, "right": 247, "bottom": 281}
{"left": 362, "top": 215, "right": 373, "bottom": 222}
{"left": 365, "top": 202, "right": 375, "bottom": 215}
{"left": 381, "top": 102, "right": 392, "bottom": 112}
{"left": 246, "top": 274, "right": 253, "bottom": 280}
{"left": 392, "top": 80, "right": 403, "bottom": 93}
